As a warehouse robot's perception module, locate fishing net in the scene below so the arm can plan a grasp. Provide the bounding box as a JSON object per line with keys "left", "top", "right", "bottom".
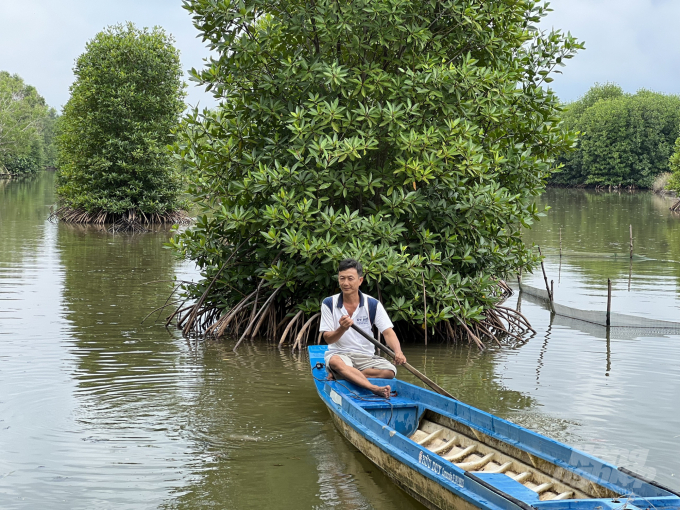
{"left": 517, "top": 282, "right": 680, "bottom": 334}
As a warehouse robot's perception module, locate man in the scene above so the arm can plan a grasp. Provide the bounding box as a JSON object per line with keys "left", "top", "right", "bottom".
{"left": 319, "top": 258, "right": 407, "bottom": 398}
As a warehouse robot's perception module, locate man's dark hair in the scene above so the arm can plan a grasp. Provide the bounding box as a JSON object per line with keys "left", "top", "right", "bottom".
{"left": 338, "top": 258, "right": 363, "bottom": 277}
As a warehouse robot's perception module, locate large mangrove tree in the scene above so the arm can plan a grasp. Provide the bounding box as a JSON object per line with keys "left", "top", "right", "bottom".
{"left": 55, "top": 23, "right": 188, "bottom": 229}
{"left": 172, "top": 0, "right": 582, "bottom": 346}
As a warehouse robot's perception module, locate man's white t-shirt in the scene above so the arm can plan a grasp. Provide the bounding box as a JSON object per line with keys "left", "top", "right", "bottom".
{"left": 319, "top": 291, "right": 394, "bottom": 357}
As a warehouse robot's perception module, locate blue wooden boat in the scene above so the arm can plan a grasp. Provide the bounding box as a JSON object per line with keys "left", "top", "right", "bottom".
{"left": 308, "top": 345, "right": 680, "bottom": 510}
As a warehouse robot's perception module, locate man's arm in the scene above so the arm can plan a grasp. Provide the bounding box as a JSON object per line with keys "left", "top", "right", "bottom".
{"left": 382, "top": 328, "right": 406, "bottom": 365}
{"left": 323, "top": 315, "right": 353, "bottom": 344}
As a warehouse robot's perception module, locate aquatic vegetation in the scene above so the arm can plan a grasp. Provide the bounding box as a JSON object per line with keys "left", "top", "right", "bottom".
{"left": 170, "top": 0, "right": 582, "bottom": 345}
{"left": 54, "top": 23, "right": 188, "bottom": 230}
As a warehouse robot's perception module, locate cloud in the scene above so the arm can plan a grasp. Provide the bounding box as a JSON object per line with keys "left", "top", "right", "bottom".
{"left": 0, "top": 0, "right": 216, "bottom": 110}
{"left": 541, "top": 0, "right": 680, "bottom": 101}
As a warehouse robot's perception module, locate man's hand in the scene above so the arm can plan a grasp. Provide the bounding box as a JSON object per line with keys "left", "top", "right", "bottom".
{"left": 338, "top": 314, "right": 353, "bottom": 330}
{"left": 394, "top": 351, "right": 407, "bottom": 365}
{"left": 323, "top": 315, "right": 353, "bottom": 345}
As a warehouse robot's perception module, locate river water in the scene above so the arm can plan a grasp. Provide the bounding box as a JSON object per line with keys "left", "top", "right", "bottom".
{"left": 1, "top": 174, "right": 678, "bottom": 509}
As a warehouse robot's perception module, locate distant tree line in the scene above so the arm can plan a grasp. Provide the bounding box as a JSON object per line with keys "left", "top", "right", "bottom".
{"left": 0, "top": 71, "right": 57, "bottom": 175}
{"left": 552, "top": 84, "right": 680, "bottom": 189}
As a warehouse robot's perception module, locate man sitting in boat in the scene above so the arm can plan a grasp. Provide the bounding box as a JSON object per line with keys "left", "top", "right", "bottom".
{"left": 320, "top": 258, "right": 407, "bottom": 398}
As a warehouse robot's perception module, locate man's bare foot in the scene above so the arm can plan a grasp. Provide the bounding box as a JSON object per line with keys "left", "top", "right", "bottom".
{"left": 370, "top": 385, "right": 391, "bottom": 398}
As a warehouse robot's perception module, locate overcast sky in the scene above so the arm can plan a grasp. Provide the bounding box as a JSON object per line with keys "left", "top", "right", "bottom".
{"left": 1, "top": 0, "right": 679, "bottom": 110}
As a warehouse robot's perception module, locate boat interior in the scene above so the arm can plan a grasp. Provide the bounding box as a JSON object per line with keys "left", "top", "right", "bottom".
{"left": 408, "top": 410, "right": 618, "bottom": 502}
{"left": 359, "top": 399, "right": 623, "bottom": 503}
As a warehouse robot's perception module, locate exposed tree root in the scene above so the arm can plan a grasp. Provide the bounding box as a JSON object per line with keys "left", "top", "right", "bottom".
{"left": 671, "top": 199, "right": 680, "bottom": 212}
{"left": 168, "top": 280, "right": 533, "bottom": 352}
{"left": 49, "top": 206, "right": 191, "bottom": 232}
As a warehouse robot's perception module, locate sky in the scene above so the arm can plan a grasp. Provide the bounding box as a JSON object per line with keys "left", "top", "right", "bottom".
{"left": 1, "top": 0, "right": 680, "bottom": 110}
{"left": 0, "top": 0, "right": 217, "bottom": 110}
{"left": 540, "top": 0, "right": 680, "bottom": 102}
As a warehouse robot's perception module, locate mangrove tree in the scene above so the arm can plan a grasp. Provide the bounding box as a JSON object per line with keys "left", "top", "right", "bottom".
{"left": 0, "top": 71, "right": 56, "bottom": 176}
{"left": 55, "top": 23, "right": 188, "bottom": 229}
{"left": 171, "top": 0, "right": 582, "bottom": 346}
{"left": 552, "top": 84, "right": 680, "bottom": 188}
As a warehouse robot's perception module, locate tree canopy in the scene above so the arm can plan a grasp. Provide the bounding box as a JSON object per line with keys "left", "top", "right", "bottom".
{"left": 55, "top": 23, "right": 187, "bottom": 225}
{"left": 172, "top": 0, "right": 582, "bottom": 344}
{"left": 0, "top": 71, "right": 56, "bottom": 175}
{"left": 552, "top": 84, "right": 680, "bottom": 188}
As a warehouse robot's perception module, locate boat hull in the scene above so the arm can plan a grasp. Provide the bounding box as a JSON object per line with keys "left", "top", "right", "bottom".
{"left": 309, "top": 346, "right": 679, "bottom": 510}
{"left": 328, "top": 404, "right": 479, "bottom": 510}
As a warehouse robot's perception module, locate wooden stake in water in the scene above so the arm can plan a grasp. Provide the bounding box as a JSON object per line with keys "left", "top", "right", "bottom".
{"left": 606, "top": 278, "right": 612, "bottom": 327}
{"left": 629, "top": 224, "right": 633, "bottom": 259}
{"left": 559, "top": 228, "right": 562, "bottom": 258}
{"left": 551, "top": 280, "right": 554, "bottom": 300}
{"left": 537, "top": 246, "right": 553, "bottom": 303}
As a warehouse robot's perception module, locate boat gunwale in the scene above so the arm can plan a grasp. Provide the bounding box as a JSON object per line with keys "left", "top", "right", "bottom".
{"left": 308, "top": 346, "right": 680, "bottom": 510}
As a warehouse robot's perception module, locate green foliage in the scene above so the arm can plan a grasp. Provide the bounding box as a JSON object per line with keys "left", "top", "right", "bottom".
{"left": 56, "top": 23, "right": 187, "bottom": 215}
{"left": 0, "top": 71, "right": 54, "bottom": 175}
{"left": 668, "top": 137, "right": 680, "bottom": 193}
{"left": 552, "top": 85, "right": 680, "bottom": 188}
{"left": 173, "top": 0, "right": 582, "bottom": 329}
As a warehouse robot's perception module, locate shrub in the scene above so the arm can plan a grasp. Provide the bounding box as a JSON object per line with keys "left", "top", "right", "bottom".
{"left": 171, "top": 0, "right": 582, "bottom": 344}
{"left": 55, "top": 23, "right": 187, "bottom": 226}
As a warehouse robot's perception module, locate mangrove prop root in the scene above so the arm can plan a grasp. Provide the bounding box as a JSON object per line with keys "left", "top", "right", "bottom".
{"left": 292, "top": 313, "right": 320, "bottom": 352}
{"left": 278, "top": 310, "right": 304, "bottom": 347}
{"left": 49, "top": 206, "right": 191, "bottom": 232}
{"left": 232, "top": 286, "right": 282, "bottom": 351}
{"left": 170, "top": 295, "right": 533, "bottom": 351}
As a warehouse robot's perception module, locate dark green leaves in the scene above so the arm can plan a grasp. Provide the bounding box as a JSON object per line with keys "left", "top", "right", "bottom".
{"left": 553, "top": 85, "right": 680, "bottom": 188}
{"left": 0, "top": 72, "right": 55, "bottom": 175}
{"left": 174, "top": 0, "right": 581, "bottom": 327}
{"left": 56, "top": 23, "right": 187, "bottom": 215}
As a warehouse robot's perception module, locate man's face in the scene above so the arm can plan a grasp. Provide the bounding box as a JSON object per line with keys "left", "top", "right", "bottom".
{"left": 338, "top": 268, "right": 363, "bottom": 294}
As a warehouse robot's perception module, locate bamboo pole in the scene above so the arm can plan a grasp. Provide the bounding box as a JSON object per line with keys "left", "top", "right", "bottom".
{"left": 606, "top": 279, "right": 612, "bottom": 327}
{"left": 349, "top": 324, "right": 458, "bottom": 401}
{"left": 629, "top": 224, "right": 633, "bottom": 260}
{"left": 537, "top": 246, "right": 554, "bottom": 305}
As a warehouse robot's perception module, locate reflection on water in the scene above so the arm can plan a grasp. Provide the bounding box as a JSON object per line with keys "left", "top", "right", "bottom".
{"left": 519, "top": 189, "right": 680, "bottom": 489}
{"left": 1, "top": 176, "right": 679, "bottom": 508}
{"left": 521, "top": 189, "right": 680, "bottom": 320}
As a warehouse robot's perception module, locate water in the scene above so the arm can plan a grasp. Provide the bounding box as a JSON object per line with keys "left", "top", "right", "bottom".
{"left": 1, "top": 176, "right": 678, "bottom": 508}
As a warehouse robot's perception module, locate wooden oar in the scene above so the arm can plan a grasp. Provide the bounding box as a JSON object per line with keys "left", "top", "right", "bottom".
{"left": 350, "top": 324, "right": 458, "bottom": 401}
